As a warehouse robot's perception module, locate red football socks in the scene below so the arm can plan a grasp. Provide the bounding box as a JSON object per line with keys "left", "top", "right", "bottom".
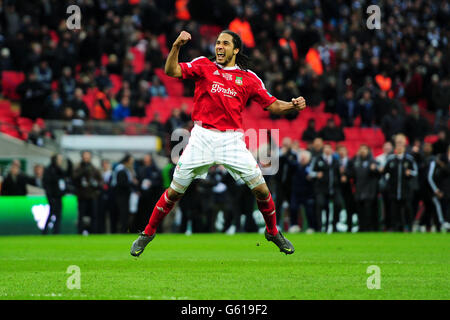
{"left": 256, "top": 193, "right": 278, "bottom": 236}
{"left": 144, "top": 189, "right": 178, "bottom": 236}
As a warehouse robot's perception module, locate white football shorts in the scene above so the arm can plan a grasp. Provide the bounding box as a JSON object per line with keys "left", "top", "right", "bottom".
{"left": 170, "top": 124, "right": 265, "bottom": 193}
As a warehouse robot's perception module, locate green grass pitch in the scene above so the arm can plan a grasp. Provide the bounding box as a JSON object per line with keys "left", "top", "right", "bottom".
{"left": 0, "top": 233, "right": 448, "bottom": 300}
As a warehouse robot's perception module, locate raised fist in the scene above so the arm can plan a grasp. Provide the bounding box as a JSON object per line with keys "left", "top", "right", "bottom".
{"left": 292, "top": 96, "right": 306, "bottom": 111}
{"left": 173, "top": 31, "right": 192, "bottom": 47}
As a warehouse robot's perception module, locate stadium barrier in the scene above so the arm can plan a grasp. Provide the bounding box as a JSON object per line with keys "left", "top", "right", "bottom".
{"left": 0, "top": 195, "right": 78, "bottom": 235}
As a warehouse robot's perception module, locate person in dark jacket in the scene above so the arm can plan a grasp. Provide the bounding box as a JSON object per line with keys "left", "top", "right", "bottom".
{"left": 16, "top": 71, "right": 49, "bottom": 120}
{"left": 337, "top": 145, "right": 356, "bottom": 232}
{"left": 337, "top": 89, "right": 359, "bottom": 127}
{"left": 133, "top": 154, "right": 163, "bottom": 233}
{"left": 0, "top": 160, "right": 30, "bottom": 195}
{"left": 274, "top": 137, "right": 297, "bottom": 230}
{"left": 383, "top": 134, "right": 419, "bottom": 232}
{"left": 42, "top": 154, "right": 72, "bottom": 235}
{"left": 425, "top": 145, "right": 450, "bottom": 231}
{"left": 309, "top": 143, "right": 344, "bottom": 232}
{"left": 319, "top": 118, "right": 345, "bottom": 142}
{"left": 110, "top": 154, "right": 138, "bottom": 233}
{"left": 73, "top": 151, "right": 103, "bottom": 234}
{"left": 98, "top": 159, "right": 113, "bottom": 234}
{"left": 301, "top": 119, "right": 319, "bottom": 143}
{"left": 289, "top": 150, "right": 316, "bottom": 232}
{"left": 348, "top": 145, "right": 380, "bottom": 231}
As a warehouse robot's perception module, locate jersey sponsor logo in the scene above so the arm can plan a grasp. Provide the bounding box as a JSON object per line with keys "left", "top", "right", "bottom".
{"left": 211, "top": 83, "right": 237, "bottom": 97}
{"left": 235, "top": 76, "right": 243, "bottom": 85}
{"left": 213, "top": 70, "right": 220, "bottom": 76}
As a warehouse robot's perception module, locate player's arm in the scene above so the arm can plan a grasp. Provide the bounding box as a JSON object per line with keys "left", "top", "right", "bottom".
{"left": 165, "top": 31, "right": 192, "bottom": 78}
{"left": 266, "top": 97, "right": 306, "bottom": 115}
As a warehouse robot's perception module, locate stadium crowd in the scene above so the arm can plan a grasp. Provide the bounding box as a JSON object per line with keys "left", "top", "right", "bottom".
{"left": 1, "top": 130, "right": 449, "bottom": 234}
{"left": 0, "top": 0, "right": 449, "bottom": 233}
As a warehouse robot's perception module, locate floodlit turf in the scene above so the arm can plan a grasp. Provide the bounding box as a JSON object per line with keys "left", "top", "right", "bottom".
{"left": 0, "top": 233, "right": 448, "bottom": 300}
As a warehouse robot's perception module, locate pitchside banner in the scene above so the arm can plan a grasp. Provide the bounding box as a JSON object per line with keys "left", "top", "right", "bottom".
{"left": 0, "top": 196, "right": 78, "bottom": 235}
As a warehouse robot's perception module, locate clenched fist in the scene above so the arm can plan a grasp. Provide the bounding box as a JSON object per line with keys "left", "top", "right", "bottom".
{"left": 173, "top": 31, "right": 192, "bottom": 47}
{"left": 292, "top": 96, "right": 306, "bottom": 111}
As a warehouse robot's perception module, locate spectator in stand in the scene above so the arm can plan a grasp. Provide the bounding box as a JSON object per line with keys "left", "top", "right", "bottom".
{"left": 148, "top": 112, "right": 164, "bottom": 136}
{"left": 165, "top": 108, "right": 185, "bottom": 134}
{"left": 17, "top": 71, "right": 48, "bottom": 120}
{"left": 432, "top": 129, "right": 449, "bottom": 155}
{"left": 430, "top": 76, "right": 450, "bottom": 130}
{"left": 404, "top": 104, "right": 430, "bottom": 143}
{"left": 73, "top": 151, "right": 103, "bottom": 235}
{"left": 337, "top": 90, "right": 359, "bottom": 127}
{"left": 92, "top": 89, "right": 112, "bottom": 120}
{"left": 34, "top": 60, "right": 52, "bottom": 90}
{"left": 138, "top": 61, "right": 155, "bottom": 83}
{"left": 113, "top": 96, "right": 132, "bottom": 121}
{"left": 149, "top": 76, "right": 167, "bottom": 98}
{"left": 106, "top": 54, "right": 122, "bottom": 75}
{"left": 27, "top": 123, "right": 45, "bottom": 147}
{"left": 0, "top": 160, "right": 29, "bottom": 195}
{"left": 136, "top": 80, "right": 152, "bottom": 104}
{"left": 319, "top": 118, "right": 345, "bottom": 142}
{"left": 59, "top": 66, "right": 76, "bottom": 103}
{"left": 95, "top": 66, "right": 112, "bottom": 91}
{"left": 348, "top": 145, "right": 380, "bottom": 232}
{"left": 301, "top": 119, "right": 319, "bottom": 143}
{"left": 43, "top": 90, "right": 63, "bottom": 119}
{"left": 381, "top": 107, "right": 405, "bottom": 143}
{"left": 358, "top": 90, "right": 375, "bottom": 127}
{"left": 69, "top": 88, "right": 90, "bottom": 120}
{"left": 131, "top": 98, "right": 147, "bottom": 118}
{"left": 289, "top": 150, "right": 316, "bottom": 233}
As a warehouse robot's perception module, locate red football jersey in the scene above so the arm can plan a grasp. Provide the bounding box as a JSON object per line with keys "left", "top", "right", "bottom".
{"left": 179, "top": 56, "right": 277, "bottom": 131}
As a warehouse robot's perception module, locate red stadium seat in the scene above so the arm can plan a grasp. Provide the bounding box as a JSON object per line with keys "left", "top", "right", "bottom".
{"left": 154, "top": 68, "right": 184, "bottom": 97}
{"left": 1, "top": 71, "right": 25, "bottom": 100}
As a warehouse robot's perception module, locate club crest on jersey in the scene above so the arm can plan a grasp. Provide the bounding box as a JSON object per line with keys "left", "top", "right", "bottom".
{"left": 222, "top": 73, "right": 233, "bottom": 81}
{"left": 235, "top": 76, "right": 243, "bottom": 86}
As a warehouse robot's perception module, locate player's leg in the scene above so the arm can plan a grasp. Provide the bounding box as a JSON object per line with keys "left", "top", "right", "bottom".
{"left": 251, "top": 183, "right": 295, "bottom": 254}
{"left": 131, "top": 124, "right": 214, "bottom": 256}
{"left": 130, "top": 186, "right": 187, "bottom": 257}
{"left": 219, "top": 143, "right": 294, "bottom": 253}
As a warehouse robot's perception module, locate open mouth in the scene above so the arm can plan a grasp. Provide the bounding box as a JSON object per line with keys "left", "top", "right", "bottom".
{"left": 216, "top": 53, "right": 225, "bottom": 59}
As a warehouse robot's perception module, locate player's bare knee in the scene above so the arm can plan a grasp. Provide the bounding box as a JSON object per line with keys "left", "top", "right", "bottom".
{"left": 252, "top": 183, "right": 270, "bottom": 200}
{"left": 167, "top": 187, "right": 183, "bottom": 201}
